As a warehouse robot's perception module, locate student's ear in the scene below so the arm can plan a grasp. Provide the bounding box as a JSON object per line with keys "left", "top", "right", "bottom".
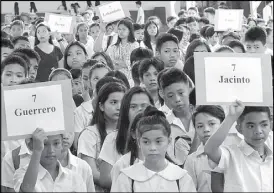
{"left": 99, "top": 102, "right": 104, "bottom": 111}
{"left": 158, "top": 89, "right": 164, "bottom": 99}
{"left": 155, "top": 51, "right": 160, "bottom": 57}
{"left": 235, "top": 122, "right": 243, "bottom": 134}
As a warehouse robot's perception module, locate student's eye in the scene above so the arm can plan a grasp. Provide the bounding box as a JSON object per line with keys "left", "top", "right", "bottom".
{"left": 168, "top": 94, "right": 173, "bottom": 98}
{"left": 179, "top": 92, "right": 184, "bottom": 95}
{"left": 247, "top": 125, "right": 254, "bottom": 129}
{"left": 143, "top": 140, "right": 149, "bottom": 144}
{"left": 197, "top": 125, "right": 203, "bottom": 129}
{"left": 209, "top": 123, "right": 216, "bottom": 126}
{"left": 93, "top": 77, "right": 99, "bottom": 81}
{"left": 130, "top": 105, "right": 136, "bottom": 109}
{"left": 164, "top": 50, "right": 170, "bottom": 53}
{"left": 262, "top": 123, "right": 269, "bottom": 127}
{"left": 77, "top": 52, "right": 82, "bottom": 55}
{"left": 156, "top": 140, "right": 162, "bottom": 144}
{"left": 110, "top": 101, "right": 116, "bottom": 105}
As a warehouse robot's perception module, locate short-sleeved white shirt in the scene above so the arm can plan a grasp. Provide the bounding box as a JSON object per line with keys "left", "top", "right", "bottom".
{"left": 1, "top": 139, "right": 25, "bottom": 160}
{"left": 111, "top": 161, "right": 196, "bottom": 192}
{"left": 209, "top": 140, "right": 273, "bottom": 192}
{"left": 82, "top": 35, "right": 95, "bottom": 58}
{"left": 166, "top": 110, "right": 196, "bottom": 165}
{"left": 14, "top": 161, "right": 87, "bottom": 192}
{"left": 158, "top": 103, "right": 171, "bottom": 115}
{"left": 74, "top": 99, "right": 94, "bottom": 133}
{"left": 98, "top": 131, "right": 122, "bottom": 166}
{"left": 136, "top": 7, "right": 145, "bottom": 24}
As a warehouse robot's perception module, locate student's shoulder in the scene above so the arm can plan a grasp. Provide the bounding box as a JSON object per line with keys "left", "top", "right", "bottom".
{"left": 114, "top": 152, "right": 132, "bottom": 166}
{"left": 79, "top": 125, "right": 99, "bottom": 140}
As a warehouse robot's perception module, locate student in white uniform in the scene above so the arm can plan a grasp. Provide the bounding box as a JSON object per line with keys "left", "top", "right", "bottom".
{"left": 75, "top": 22, "right": 94, "bottom": 58}
{"left": 98, "top": 87, "right": 154, "bottom": 190}
{"left": 111, "top": 106, "right": 196, "bottom": 192}
{"left": 13, "top": 129, "right": 87, "bottom": 192}
{"left": 184, "top": 105, "right": 225, "bottom": 192}
{"left": 158, "top": 68, "right": 198, "bottom": 166}
{"left": 78, "top": 82, "right": 127, "bottom": 191}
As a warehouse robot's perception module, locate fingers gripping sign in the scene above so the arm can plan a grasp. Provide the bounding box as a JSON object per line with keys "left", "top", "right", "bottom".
{"left": 228, "top": 100, "right": 245, "bottom": 118}
{"left": 31, "top": 128, "right": 48, "bottom": 153}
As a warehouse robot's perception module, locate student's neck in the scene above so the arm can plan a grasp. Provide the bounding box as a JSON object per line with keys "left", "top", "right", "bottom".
{"left": 105, "top": 118, "right": 118, "bottom": 131}
{"left": 144, "top": 158, "right": 167, "bottom": 172}
{"left": 173, "top": 108, "right": 191, "bottom": 119}
{"left": 38, "top": 42, "right": 50, "bottom": 47}
{"left": 59, "top": 149, "right": 69, "bottom": 167}
{"left": 79, "top": 37, "right": 87, "bottom": 44}
{"left": 42, "top": 162, "right": 59, "bottom": 180}
{"left": 121, "top": 38, "right": 128, "bottom": 45}
{"left": 149, "top": 90, "right": 158, "bottom": 104}
{"left": 150, "top": 36, "right": 156, "bottom": 43}
{"left": 248, "top": 142, "right": 266, "bottom": 156}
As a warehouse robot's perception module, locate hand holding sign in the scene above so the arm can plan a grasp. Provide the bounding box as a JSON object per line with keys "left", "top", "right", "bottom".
{"left": 31, "top": 128, "right": 48, "bottom": 152}
{"left": 228, "top": 100, "right": 245, "bottom": 118}
{"left": 45, "top": 13, "right": 76, "bottom": 33}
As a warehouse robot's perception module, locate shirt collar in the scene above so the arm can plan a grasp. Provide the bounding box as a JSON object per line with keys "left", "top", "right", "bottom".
{"left": 159, "top": 103, "right": 170, "bottom": 115}
{"left": 19, "top": 140, "right": 32, "bottom": 156}
{"left": 38, "top": 160, "right": 68, "bottom": 180}
{"left": 81, "top": 99, "right": 94, "bottom": 113}
{"left": 166, "top": 110, "right": 193, "bottom": 133}
{"left": 196, "top": 144, "right": 205, "bottom": 156}
{"left": 239, "top": 140, "right": 273, "bottom": 157}
{"left": 67, "top": 149, "right": 78, "bottom": 168}
{"left": 121, "top": 161, "right": 187, "bottom": 181}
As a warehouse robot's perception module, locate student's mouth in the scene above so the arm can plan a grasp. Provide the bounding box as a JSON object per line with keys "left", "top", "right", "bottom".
{"left": 46, "top": 155, "right": 56, "bottom": 159}
{"left": 149, "top": 83, "right": 157, "bottom": 87}
{"left": 169, "top": 60, "right": 177, "bottom": 64}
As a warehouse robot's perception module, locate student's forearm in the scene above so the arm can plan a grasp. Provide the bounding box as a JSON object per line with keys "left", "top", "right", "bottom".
{"left": 20, "top": 151, "right": 41, "bottom": 192}
{"left": 204, "top": 115, "right": 236, "bottom": 161}
{"left": 73, "top": 132, "right": 80, "bottom": 151}
{"left": 189, "top": 133, "right": 201, "bottom": 154}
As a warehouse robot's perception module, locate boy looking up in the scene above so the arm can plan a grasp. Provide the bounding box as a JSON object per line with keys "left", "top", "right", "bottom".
{"left": 244, "top": 26, "right": 268, "bottom": 54}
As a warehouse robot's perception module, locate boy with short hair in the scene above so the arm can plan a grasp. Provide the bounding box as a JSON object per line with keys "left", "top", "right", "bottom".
{"left": 244, "top": 26, "right": 268, "bottom": 54}
{"left": 159, "top": 67, "right": 196, "bottom": 166}
{"left": 89, "top": 23, "right": 100, "bottom": 41}
{"left": 1, "top": 38, "right": 14, "bottom": 62}
{"left": 198, "top": 17, "right": 210, "bottom": 30}
{"left": 204, "top": 102, "right": 273, "bottom": 192}
{"left": 70, "top": 68, "right": 84, "bottom": 96}
{"left": 205, "top": 26, "right": 218, "bottom": 50}
{"left": 131, "top": 60, "right": 142, "bottom": 87}
{"left": 167, "top": 16, "right": 178, "bottom": 29}
{"left": 133, "top": 23, "right": 145, "bottom": 47}
{"left": 204, "top": 7, "right": 215, "bottom": 24}
{"left": 11, "top": 48, "right": 41, "bottom": 81}
{"left": 138, "top": 57, "right": 164, "bottom": 107}
{"left": 10, "top": 20, "right": 24, "bottom": 38}
{"left": 184, "top": 105, "right": 226, "bottom": 192}
{"left": 188, "top": 7, "right": 198, "bottom": 17}
{"left": 12, "top": 36, "right": 31, "bottom": 49}
{"left": 178, "top": 9, "right": 187, "bottom": 18}
{"left": 130, "top": 47, "right": 153, "bottom": 66}
{"left": 186, "top": 16, "right": 199, "bottom": 34}
{"left": 221, "top": 31, "right": 240, "bottom": 45}
{"left": 14, "top": 129, "right": 87, "bottom": 192}
{"left": 92, "top": 16, "right": 100, "bottom": 24}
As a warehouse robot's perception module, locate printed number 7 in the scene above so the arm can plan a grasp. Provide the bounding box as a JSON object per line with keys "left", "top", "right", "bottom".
{"left": 232, "top": 64, "right": 236, "bottom": 71}
{"left": 32, "top": 94, "right": 36, "bottom": 102}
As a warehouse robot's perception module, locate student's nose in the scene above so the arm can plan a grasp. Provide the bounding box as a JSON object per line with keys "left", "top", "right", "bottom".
{"left": 175, "top": 94, "right": 181, "bottom": 103}
{"left": 204, "top": 125, "right": 211, "bottom": 133}
{"left": 149, "top": 143, "right": 157, "bottom": 151}
{"left": 48, "top": 144, "right": 55, "bottom": 153}
{"left": 253, "top": 125, "right": 263, "bottom": 136}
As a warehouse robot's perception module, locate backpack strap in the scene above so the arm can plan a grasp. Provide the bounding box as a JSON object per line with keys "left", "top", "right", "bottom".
{"left": 176, "top": 179, "right": 180, "bottom": 191}
{"left": 12, "top": 146, "right": 21, "bottom": 170}
{"left": 131, "top": 179, "right": 134, "bottom": 193}
{"left": 211, "top": 172, "right": 224, "bottom": 193}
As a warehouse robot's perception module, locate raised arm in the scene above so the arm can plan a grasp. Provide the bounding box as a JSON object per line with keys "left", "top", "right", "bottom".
{"left": 204, "top": 100, "right": 244, "bottom": 164}
{"left": 20, "top": 128, "right": 47, "bottom": 192}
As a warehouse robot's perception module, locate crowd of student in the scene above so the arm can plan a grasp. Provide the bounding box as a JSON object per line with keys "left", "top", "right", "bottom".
{"left": 1, "top": 1, "right": 273, "bottom": 192}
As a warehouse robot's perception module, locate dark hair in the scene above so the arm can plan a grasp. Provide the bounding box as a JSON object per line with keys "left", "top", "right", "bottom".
{"left": 34, "top": 23, "right": 53, "bottom": 46}
{"left": 12, "top": 36, "right": 29, "bottom": 45}
{"left": 135, "top": 1, "right": 142, "bottom": 6}
{"left": 183, "top": 56, "right": 195, "bottom": 84}
{"left": 63, "top": 41, "right": 88, "bottom": 70}
{"left": 1, "top": 38, "right": 14, "bottom": 49}
{"left": 167, "top": 16, "right": 177, "bottom": 23}
{"left": 174, "top": 18, "right": 187, "bottom": 27}
{"left": 82, "top": 59, "right": 98, "bottom": 69}
{"left": 143, "top": 20, "right": 159, "bottom": 50}
{"left": 91, "top": 52, "right": 114, "bottom": 70}
{"left": 10, "top": 20, "right": 24, "bottom": 30}
{"left": 131, "top": 61, "right": 141, "bottom": 86}
{"left": 34, "top": 17, "right": 44, "bottom": 26}
{"left": 200, "top": 25, "right": 212, "bottom": 38}
{"left": 92, "top": 16, "right": 100, "bottom": 21}
{"left": 167, "top": 28, "right": 184, "bottom": 42}
{"left": 91, "top": 82, "right": 127, "bottom": 147}
{"left": 115, "top": 19, "right": 136, "bottom": 46}
{"left": 75, "top": 22, "right": 89, "bottom": 41}
{"left": 192, "top": 105, "right": 225, "bottom": 124}
{"left": 89, "top": 23, "right": 100, "bottom": 30}
{"left": 136, "top": 106, "right": 170, "bottom": 138}
{"left": 247, "top": 17, "right": 257, "bottom": 26}
{"left": 178, "top": 9, "right": 186, "bottom": 17}
{"left": 225, "top": 40, "right": 246, "bottom": 53}
{"left": 146, "top": 16, "right": 162, "bottom": 29}
{"left": 9, "top": 52, "right": 30, "bottom": 69}
{"left": 185, "top": 39, "right": 211, "bottom": 61}
{"left": 238, "top": 106, "right": 271, "bottom": 124}
{"left": 138, "top": 57, "right": 164, "bottom": 79}
{"left": 133, "top": 23, "right": 143, "bottom": 31}
{"left": 188, "top": 7, "right": 197, "bottom": 12}
{"left": 130, "top": 47, "right": 154, "bottom": 66}
{"left": 115, "top": 87, "right": 154, "bottom": 155}
{"left": 62, "top": 1, "right": 68, "bottom": 11}
{"left": 222, "top": 32, "right": 240, "bottom": 42}
{"left": 48, "top": 68, "right": 72, "bottom": 81}
{"left": 73, "top": 94, "right": 84, "bottom": 107}
{"left": 105, "top": 70, "right": 130, "bottom": 89}
{"left": 1, "top": 54, "right": 28, "bottom": 77}
{"left": 189, "top": 88, "right": 196, "bottom": 106}
{"left": 81, "top": 11, "right": 91, "bottom": 17}
{"left": 89, "top": 63, "right": 110, "bottom": 80}
{"left": 86, "top": 1, "right": 92, "bottom": 7}
{"left": 12, "top": 16, "right": 23, "bottom": 23}
{"left": 204, "top": 26, "right": 215, "bottom": 38}
{"left": 204, "top": 7, "right": 215, "bottom": 15}
{"left": 70, "top": 68, "right": 82, "bottom": 79}
{"left": 157, "top": 68, "right": 169, "bottom": 105}
{"left": 214, "top": 45, "right": 234, "bottom": 53}
{"left": 186, "top": 16, "right": 197, "bottom": 24}
{"left": 265, "top": 27, "right": 273, "bottom": 36}
{"left": 189, "top": 33, "right": 201, "bottom": 43}
{"left": 95, "top": 76, "right": 126, "bottom": 95}
{"left": 156, "top": 33, "right": 179, "bottom": 52}
{"left": 244, "top": 26, "right": 267, "bottom": 45}
{"left": 159, "top": 67, "right": 189, "bottom": 90}
{"left": 199, "top": 17, "right": 210, "bottom": 25}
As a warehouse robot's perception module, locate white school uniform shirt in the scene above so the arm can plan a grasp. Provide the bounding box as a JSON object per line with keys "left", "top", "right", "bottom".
{"left": 1, "top": 141, "right": 31, "bottom": 188}
{"left": 102, "top": 32, "right": 118, "bottom": 51}
{"left": 1, "top": 139, "right": 25, "bottom": 159}
{"left": 98, "top": 131, "right": 122, "bottom": 166}
{"left": 82, "top": 35, "right": 95, "bottom": 58}
{"left": 66, "top": 149, "right": 95, "bottom": 192}
{"left": 13, "top": 161, "right": 87, "bottom": 192}
{"left": 184, "top": 144, "right": 212, "bottom": 192}
{"left": 209, "top": 140, "right": 273, "bottom": 192}
{"left": 111, "top": 161, "right": 196, "bottom": 192}
{"left": 136, "top": 7, "right": 145, "bottom": 25}
{"left": 166, "top": 110, "right": 196, "bottom": 165}
{"left": 110, "top": 152, "right": 142, "bottom": 186}
{"left": 158, "top": 103, "right": 170, "bottom": 115}
{"left": 74, "top": 99, "right": 94, "bottom": 133}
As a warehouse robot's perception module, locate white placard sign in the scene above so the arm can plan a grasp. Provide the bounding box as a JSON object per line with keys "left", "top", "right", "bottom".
{"left": 1, "top": 80, "right": 74, "bottom": 140}
{"left": 214, "top": 9, "right": 243, "bottom": 31}
{"left": 45, "top": 13, "right": 75, "bottom": 33}
{"left": 204, "top": 57, "right": 263, "bottom": 103}
{"left": 98, "top": 1, "right": 126, "bottom": 23}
